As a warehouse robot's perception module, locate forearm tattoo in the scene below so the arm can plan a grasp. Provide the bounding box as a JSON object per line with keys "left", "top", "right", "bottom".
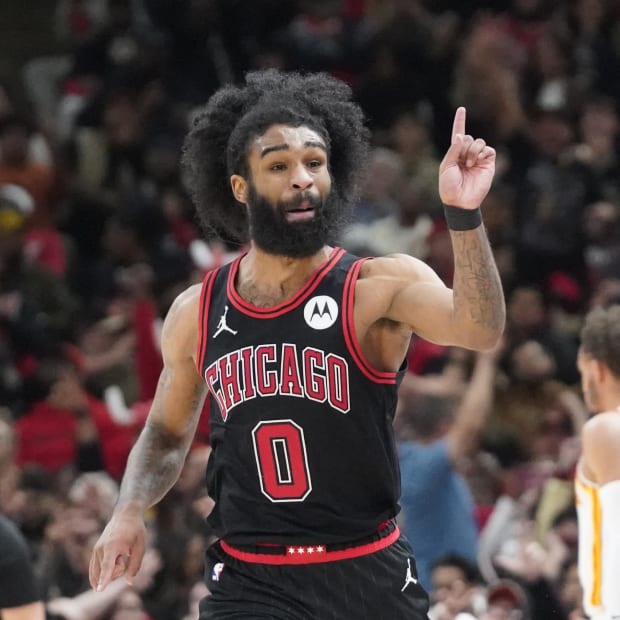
{"left": 451, "top": 227, "right": 505, "bottom": 332}
{"left": 117, "top": 380, "right": 203, "bottom": 510}
{"left": 118, "top": 421, "right": 188, "bottom": 509}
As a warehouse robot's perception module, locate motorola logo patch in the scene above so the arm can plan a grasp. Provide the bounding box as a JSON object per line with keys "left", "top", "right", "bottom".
{"left": 304, "top": 295, "right": 338, "bottom": 330}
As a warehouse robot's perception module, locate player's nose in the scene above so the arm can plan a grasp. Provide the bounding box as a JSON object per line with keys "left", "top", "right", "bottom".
{"left": 290, "top": 163, "right": 313, "bottom": 190}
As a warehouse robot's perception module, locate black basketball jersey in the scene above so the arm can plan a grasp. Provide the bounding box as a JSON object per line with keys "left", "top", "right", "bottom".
{"left": 196, "top": 247, "right": 405, "bottom": 545}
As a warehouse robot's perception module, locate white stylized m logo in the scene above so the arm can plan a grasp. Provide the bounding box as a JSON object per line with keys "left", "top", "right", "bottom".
{"left": 303, "top": 296, "right": 338, "bottom": 330}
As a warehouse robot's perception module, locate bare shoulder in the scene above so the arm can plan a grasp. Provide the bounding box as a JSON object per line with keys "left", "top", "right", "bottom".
{"left": 355, "top": 254, "right": 448, "bottom": 326}
{"left": 161, "top": 283, "right": 202, "bottom": 361}
{"left": 359, "top": 253, "right": 443, "bottom": 285}
{"left": 582, "top": 411, "right": 620, "bottom": 443}
{"left": 582, "top": 412, "right": 620, "bottom": 483}
{"left": 349, "top": 252, "right": 461, "bottom": 347}
{"left": 169, "top": 282, "right": 202, "bottom": 312}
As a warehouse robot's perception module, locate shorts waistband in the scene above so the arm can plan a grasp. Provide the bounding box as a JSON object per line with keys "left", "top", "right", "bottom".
{"left": 220, "top": 519, "right": 400, "bottom": 565}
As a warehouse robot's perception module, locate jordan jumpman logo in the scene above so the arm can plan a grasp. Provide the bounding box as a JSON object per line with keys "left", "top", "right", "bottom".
{"left": 401, "top": 558, "right": 418, "bottom": 592}
{"left": 213, "top": 305, "right": 237, "bottom": 338}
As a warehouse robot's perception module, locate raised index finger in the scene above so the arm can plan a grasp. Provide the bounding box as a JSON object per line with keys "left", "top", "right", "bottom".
{"left": 451, "top": 107, "right": 466, "bottom": 143}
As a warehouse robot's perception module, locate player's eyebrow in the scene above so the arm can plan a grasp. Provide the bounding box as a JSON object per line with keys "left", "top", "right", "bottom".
{"left": 260, "top": 141, "right": 327, "bottom": 158}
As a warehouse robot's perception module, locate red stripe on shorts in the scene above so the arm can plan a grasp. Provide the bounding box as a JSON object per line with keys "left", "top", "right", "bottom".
{"left": 220, "top": 525, "right": 400, "bottom": 565}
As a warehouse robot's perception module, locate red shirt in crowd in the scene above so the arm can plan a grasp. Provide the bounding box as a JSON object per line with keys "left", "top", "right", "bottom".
{"left": 16, "top": 395, "right": 138, "bottom": 479}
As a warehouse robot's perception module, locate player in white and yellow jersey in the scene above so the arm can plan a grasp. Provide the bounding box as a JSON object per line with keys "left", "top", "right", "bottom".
{"left": 576, "top": 304, "right": 620, "bottom": 620}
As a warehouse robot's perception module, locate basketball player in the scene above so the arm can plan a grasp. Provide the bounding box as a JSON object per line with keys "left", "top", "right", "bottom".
{"left": 89, "top": 70, "right": 505, "bottom": 619}
{"left": 575, "top": 304, "right": 620, "bottom": 620}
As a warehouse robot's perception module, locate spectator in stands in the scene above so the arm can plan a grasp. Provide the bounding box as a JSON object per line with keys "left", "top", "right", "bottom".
{"left": 397, "top": 347, "right": 499, "bottom": 589}
{"left": 0, "top": 115, "right": 56, "bottom": 227}
{"left": 480, "top": 579, "right": 530, "bottom": 620}
{"left": 16, "top": 354, "right": 137, "bottom": 479}
{"left": 0, "top": 184, "right": 78, "bottom": 378}
{"left": 429, "top": 554, "right": 487, "bottom": 619}
{"left": 342, "top": 176, "right": 434, "bottom": 258}
{"left": 0, "top": 0, "right": 619, "bottom": 616}
{"left": 514, "top": 107, "right": 599, "bottom": 287}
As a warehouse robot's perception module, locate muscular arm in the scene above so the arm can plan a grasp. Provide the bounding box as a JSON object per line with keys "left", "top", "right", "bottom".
{"left": 90, "top": 285, "right": 207, "bottom": 591}
{"left": 450, "top": 226, "right": 505, "bottom": 341}
{"left": 117, "top": 286, "right": 207, "bottom": 513}
{"left": 367, "top": 105, "right": 505, "bottom": 351}
{"left": 360, "top": 238, "right": 504, "bottom": 354}
{"left": 117, "top": 381, "right": 205, "bottom": 512}
{"left": 401, "top": 224, "right": 504, "bottom": 350}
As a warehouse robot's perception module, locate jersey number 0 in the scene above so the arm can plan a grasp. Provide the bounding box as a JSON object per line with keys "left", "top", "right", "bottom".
{"left": 252, "top": 420, "right": 312, "bottom": 502}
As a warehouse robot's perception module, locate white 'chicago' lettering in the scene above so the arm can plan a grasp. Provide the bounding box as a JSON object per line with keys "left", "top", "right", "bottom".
{"left": 204, "top": 343, "right": 350, "bottom": 420}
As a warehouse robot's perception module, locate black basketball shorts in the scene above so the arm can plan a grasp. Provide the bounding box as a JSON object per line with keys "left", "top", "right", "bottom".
{"left": 199, "top": 523, "right": 429, "bottom": 620}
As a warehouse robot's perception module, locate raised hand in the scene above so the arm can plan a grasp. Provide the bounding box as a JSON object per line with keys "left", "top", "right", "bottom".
{"left": 439, "top": 107, "right": 496, "bottom": 210}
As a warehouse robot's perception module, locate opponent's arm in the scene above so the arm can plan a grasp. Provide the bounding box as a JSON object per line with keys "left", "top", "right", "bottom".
{"left": 582, "top": 415, "right": 620, "bottom": 617}
{"left": 89, "top": 285, "right": 207, "bottom": 592}
{"left": 377, "top": 108, "right": 505, "bottom": 350}
{"left": 582, "top": 413, "right": 620, "bottom": 486}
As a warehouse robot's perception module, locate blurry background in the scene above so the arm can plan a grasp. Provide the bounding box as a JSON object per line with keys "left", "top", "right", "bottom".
{"left": 1, "top": 1, "right": 619, "bottom": 618}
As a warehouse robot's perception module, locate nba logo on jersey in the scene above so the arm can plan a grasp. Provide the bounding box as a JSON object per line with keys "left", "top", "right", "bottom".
{"left": 304, "top": 295, "right": 338, "bottom": 330}
{"left": 211, "top": 562, "right": 225, "bottom": 582}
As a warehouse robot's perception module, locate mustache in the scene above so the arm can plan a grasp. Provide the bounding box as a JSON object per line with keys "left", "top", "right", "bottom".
{"left": 278, "top": 192, "right": 323, "bottom": 212}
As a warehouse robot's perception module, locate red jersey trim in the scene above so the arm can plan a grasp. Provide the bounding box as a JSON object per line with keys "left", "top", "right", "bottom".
{"left": 195, "top": 269, "right": 219, "bottom": 375}
{"left": 220, "top": 525, "right": 399, "bottom": 565}
{"left": 342, "top": 258, "right": 398, "bottom": 385}
{"left": 226, "top": 247, "right": 346, "bottom": 319}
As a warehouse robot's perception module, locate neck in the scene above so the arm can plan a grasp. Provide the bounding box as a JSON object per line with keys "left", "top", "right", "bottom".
{"left": 247, "top": 242, "right": 331, "bottom": 271}
{"left": 236, "top": 244, "right": 332, "bottom": 305}
{"left": 599, "top": 383, "right": 620, "bottom": 412}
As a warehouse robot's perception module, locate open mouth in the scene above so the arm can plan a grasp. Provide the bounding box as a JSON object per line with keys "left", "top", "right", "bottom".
{"left": 285, "top": 199, "right": 315, "bottom": 221}
{"left": 285, "top": 208, "right": 315, "bottom": 221}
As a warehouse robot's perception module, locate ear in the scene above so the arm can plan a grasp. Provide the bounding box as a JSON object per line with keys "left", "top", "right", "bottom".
{"left": 230, "top": 175, "right": 248, "bottom": 205}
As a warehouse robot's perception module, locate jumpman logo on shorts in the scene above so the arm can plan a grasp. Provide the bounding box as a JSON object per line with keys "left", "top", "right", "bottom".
{"left": 401, "top": 558, "right": 418, "bottom": 592}
{"left": 213, "top": 305, "right": 238, "bottom": 339}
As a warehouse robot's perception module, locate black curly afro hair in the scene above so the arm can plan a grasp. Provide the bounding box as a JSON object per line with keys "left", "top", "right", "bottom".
{"left": 181, "top": 70, "right": 370, "bottom": 244}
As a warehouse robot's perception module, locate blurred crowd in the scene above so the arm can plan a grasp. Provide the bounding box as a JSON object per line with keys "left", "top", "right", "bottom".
{"left": 1, "top": 0, "right": 620, "bottom": 618}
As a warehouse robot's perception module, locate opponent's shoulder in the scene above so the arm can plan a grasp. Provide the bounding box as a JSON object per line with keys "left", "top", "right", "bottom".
{"left": 583, "top": 410, "right": 620, "bottom": 435}
{"left": 582, "top": 412, "right": 620, "bottom": 484}
{"left": 582, "top": 412, "right": 620, "bottom": 456}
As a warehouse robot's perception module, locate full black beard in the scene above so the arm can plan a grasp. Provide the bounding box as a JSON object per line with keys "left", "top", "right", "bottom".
{"left": 247, "top": 183, "right": 348, "bottom": 258}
